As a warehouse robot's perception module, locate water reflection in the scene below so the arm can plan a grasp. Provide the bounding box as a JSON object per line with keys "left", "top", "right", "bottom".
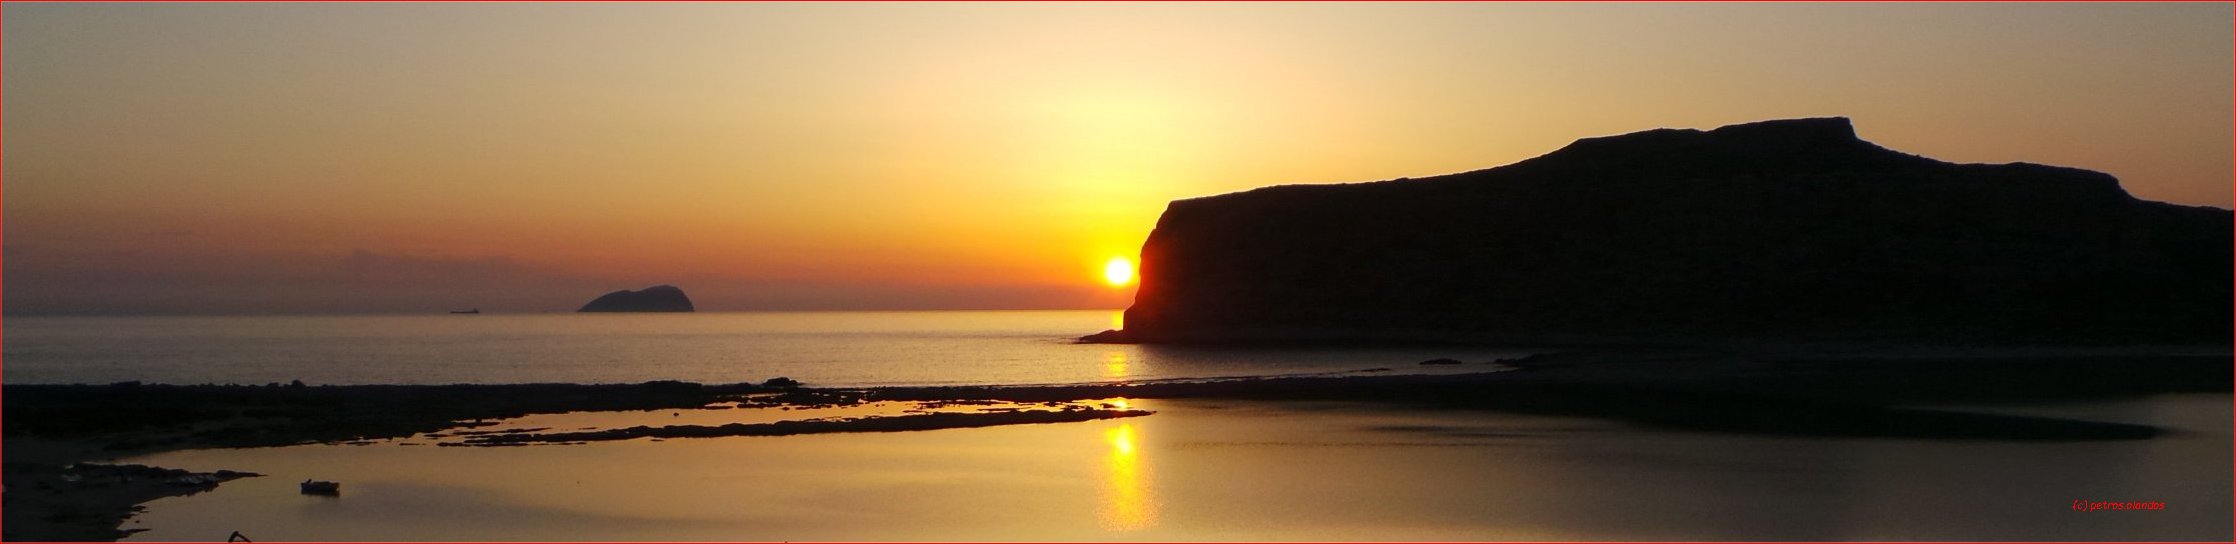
{"left": 1098, "top": 420, "right": 1156, "bottom": 531}
{"left": 1103, "top": 350, "right": 1129, "bottom": 380}
{"left": 112, "top": 395, "right": 2232, "bottom": 541}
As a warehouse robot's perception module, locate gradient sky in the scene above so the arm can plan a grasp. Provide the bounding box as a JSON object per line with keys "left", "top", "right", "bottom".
{"left": 5, "top": 2, "right": 2231, "bottom": 315}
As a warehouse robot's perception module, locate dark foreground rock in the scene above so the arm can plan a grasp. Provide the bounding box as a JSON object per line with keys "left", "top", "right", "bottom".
{"left": 1114, "top": 117, "right": 2231, "bottom": 345}
{"left": 578, "top": 285, "right": 695, "bottom": 312}
{"left": 451, "top": 408, "right": 1153, "bottom": 446}
{"left": 0, "top": 464, "right": 259, "bottom": 542}
{"left": 1, "top": 381, "right": 777, "bottom": 541}
{"left": 866, "top": 351, "right": 2226, "bottom": 440}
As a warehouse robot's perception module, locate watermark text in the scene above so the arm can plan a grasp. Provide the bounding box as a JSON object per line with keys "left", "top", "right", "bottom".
{"left": 2072, "top": 500, "right": 2166, "bottom": 512}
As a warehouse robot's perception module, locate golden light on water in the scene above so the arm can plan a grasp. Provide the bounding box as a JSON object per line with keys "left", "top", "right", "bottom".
{"left": 1103, "top": 257, "right": 1135, "bottom": 287}
{"left": 1099, "top": 422, "right": 1155, "bottom": 530}
{"left": 1104, "top": 351, "right": 1130, "bottom": 380}
{"left": 1108, "top": 424, "right": 1137, "bottom": 455}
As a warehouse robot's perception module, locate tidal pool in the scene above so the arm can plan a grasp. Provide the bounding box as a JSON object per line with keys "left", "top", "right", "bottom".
{"left": 120, "top": 395, "right": 2231, "bottom": 541}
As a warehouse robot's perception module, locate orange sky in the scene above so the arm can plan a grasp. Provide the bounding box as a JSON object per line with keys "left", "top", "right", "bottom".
{"left": 5, "top": 3, "right": 2230, "bottom": 314}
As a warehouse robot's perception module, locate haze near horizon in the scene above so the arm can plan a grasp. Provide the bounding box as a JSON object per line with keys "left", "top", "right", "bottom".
{"left": 5, "top": 2, "right": 2230, "bottom": 315}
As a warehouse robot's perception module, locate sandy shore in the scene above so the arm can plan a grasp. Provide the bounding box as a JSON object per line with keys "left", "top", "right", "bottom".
{"left": 6, "top": 381, "right": 773, "bottom": 541}
{"left": 5, "top": 348, "right": 2225, "bottom": 541}
{"left": 1, "top": 463, "right": 259, "bottom": 541}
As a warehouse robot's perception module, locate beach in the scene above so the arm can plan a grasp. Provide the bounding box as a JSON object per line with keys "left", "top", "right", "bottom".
{"left": 96, "top": 394, "right": 2236, "bottom": 541}
{"left": 7, "top": 349, "right": 2228, "bottom": 541}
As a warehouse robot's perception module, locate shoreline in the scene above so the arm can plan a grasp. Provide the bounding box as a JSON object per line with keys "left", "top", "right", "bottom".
{"left": 0, "top": 464, "right": 259, "bottom": 541}
{"left": 5, "top": 349, "right": 2227, "bottom": 541}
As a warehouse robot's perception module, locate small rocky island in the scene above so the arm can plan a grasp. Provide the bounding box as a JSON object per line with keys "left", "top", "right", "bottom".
{"left": 1097, "top": 117, "right": 2232, "bottom": 345}
{"left": 578, "top": 285, "right": 696, "bottom": 312}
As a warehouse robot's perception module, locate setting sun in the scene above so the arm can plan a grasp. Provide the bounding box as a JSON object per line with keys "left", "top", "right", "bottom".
{"left": 1103, "top": 257, "right": 1136, "bottom": 287}
{"left": 3, "top": 3, "right": 2227, "bottom": 541}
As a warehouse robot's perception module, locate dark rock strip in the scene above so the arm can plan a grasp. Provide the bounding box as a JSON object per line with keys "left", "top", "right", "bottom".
{"left": 451, "top": 408, "right": 1154, "bottom": 446}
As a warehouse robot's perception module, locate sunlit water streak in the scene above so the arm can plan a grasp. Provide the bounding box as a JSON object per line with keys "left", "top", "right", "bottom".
{"left": 1100, "top": 422, "right": 1155, "bottom": 531}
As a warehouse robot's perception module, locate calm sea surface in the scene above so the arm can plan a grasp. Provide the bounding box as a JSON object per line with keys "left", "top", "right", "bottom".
{"left": 1, "top": 311, "right": 1533, "bottom": 386}
{"left": 14, "top": 312, "right": 2229, "bottom": 540}
{"left": 118, "top": 394, "right": 2233, "bottom": 541}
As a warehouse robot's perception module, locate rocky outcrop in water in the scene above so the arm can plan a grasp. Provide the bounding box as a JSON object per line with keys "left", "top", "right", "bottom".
{"left": 578, "top": 285, "right": 695, "bottom": 312}
{"left": 1108, "top": 117, "right": 2230, "bottom": 345}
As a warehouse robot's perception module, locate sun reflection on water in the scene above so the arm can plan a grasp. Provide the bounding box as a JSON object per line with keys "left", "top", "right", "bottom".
{"left": 1103, "top": 350, "right": 1129, "bottom": 380}
{"left": 1098, "top": 421, "right": 1156, "bottom": 531}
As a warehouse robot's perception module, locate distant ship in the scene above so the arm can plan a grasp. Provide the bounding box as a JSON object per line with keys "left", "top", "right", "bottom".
{"left": 449, "top": 309, "right": 481, "bottom": 314}
{"left": 300, "top": 479, "right": 340, "bottom": 495}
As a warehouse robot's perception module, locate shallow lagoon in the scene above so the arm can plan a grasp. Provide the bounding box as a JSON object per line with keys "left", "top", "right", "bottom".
{"left": 120, "top": 394, "right": 2231, "bottom": 541}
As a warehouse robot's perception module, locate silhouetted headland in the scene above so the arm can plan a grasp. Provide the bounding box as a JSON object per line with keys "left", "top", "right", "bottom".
{"left": 1092, "top": 117, "right": 2231, "bottom": 346}
{"left": 578, "top": 285, "right": 695, "bottom": 312}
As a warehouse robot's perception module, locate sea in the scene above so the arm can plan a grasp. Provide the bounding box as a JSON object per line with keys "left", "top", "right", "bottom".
{"left": 6, "top": 311, "right": 2229, "bottom": 540}
{"left": 112, "top": 395, "right": 2235, "bottom": 541}
{"left": 0, "top": 310, "right": 1531, "bottom": 386}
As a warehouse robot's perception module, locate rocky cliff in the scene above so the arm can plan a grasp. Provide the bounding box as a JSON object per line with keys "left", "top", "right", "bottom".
{"left": 578, "top": 285, "right": 696, "bottom": 313}
{"left": 1111, "top": 118, "right": 2230, "bottom": 345}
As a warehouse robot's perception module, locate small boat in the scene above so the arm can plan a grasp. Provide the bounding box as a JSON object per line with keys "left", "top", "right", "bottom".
{"left": 300, "top": 479, "right": 340, "bottom": 495}
{"left": 448, "top": 309, "right": 480, "bottom": 314}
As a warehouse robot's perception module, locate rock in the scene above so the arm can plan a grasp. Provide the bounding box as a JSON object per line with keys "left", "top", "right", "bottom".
{"left": 1076, "top": 329, "right": 1133, "bottom": 344}
{"left": 1116, "top": 117, "right": 2231, "bottom": 345}
{"left": 762, "top": 377, "right": 802, "bottom": 388}
{"left": 578, "top": 285, "right": 695, "bottom": 312}
{"left": 1419, "top": 358, "right": 1463, "bottom": 366}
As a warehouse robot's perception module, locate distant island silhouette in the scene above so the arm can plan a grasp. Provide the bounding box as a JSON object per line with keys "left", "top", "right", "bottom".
{"left": 1091, "top": 117, "right": 2231, "bottom": 345}
{"left": 578, "top": 285, "right": 695, "bottom": 312}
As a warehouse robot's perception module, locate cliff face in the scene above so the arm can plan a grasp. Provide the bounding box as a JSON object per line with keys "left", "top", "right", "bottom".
{"left": 1119, "top": 118, "right": 2230, "bottom": 345}
{"left": 579, "top": 285, "right": 696, "bottom": 313}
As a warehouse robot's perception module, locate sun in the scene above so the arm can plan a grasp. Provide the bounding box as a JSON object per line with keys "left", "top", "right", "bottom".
{"left": 1103, "top": 256, "right": 1135, "bottom": 287}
